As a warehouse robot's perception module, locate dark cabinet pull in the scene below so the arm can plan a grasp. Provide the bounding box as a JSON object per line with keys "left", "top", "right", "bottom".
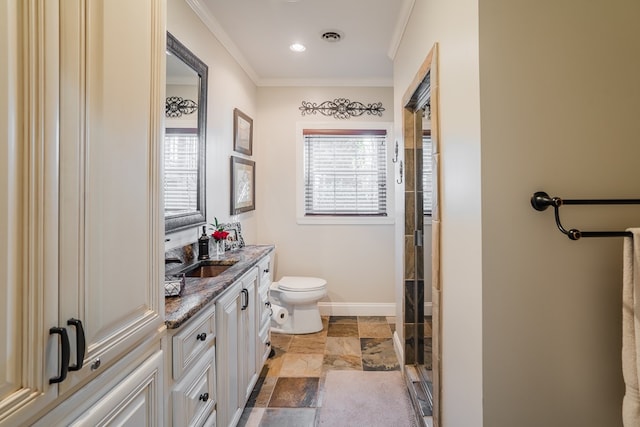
{"left": 49, "top": 327, "right": 70, "bottom": 384}
{"left": 199, "top": 392, "right": 209, "bottom": 402}
{"left": 67, "top": 318, "right": 86, "bottom": 371}
{"left": 263, "top": 268, "right": 269, "bottom": 273}
{"left": 266, "top": 341, "right": 271, "bottom": 347}
{"left": 241, "top": 288, "right": 249, "bottom": 310}
{"left": 196, "top": 333, "right": 207, "bottom": 341}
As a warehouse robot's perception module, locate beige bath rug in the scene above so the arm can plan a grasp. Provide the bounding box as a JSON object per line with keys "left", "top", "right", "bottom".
{"left": 317, "top": 370, "right": 418, "bottom": 427}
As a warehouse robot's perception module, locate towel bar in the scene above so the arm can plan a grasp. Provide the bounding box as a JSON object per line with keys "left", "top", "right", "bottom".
{"left": 530, "top": 191, "right": 640, "bottom": 240}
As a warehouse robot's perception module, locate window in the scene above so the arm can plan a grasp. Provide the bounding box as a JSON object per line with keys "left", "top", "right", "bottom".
{"left": 164, "top": 128, "right": 199, "bottom": 215}
{"left": 423, "top": 131, "right": 433, "bottom": 216}
{"left": 303, "top": 129, "right": 387, "bottom": 217}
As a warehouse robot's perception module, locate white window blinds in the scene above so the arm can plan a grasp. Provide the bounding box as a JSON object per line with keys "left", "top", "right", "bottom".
{"left": 423, "top": 132, "right": 433, "bottom": 216}
{"left": 164, "top": 129, "right": 199, "bottom": 215}
{"left": 304, "top": 129, "right": 387, "bottom": 216}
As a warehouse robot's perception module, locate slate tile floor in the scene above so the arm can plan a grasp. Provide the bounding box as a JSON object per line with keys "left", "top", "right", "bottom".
{"left": 238, "top": 316, "right": 400, "bottom": 427}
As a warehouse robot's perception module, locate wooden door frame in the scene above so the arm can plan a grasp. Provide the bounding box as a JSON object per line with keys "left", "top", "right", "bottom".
{"left": 401, "top": 42, "right": 441, "bottom": 426}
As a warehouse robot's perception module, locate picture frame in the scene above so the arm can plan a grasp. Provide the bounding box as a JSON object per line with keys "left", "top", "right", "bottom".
{"left": 219, "top": 222, "right": 245, "bottom": 251}
{"left": 230, "top": 156, "right": 256, "bottom": 214}
{"left": 233, "top": 108, "right": 253, "bottom": 155}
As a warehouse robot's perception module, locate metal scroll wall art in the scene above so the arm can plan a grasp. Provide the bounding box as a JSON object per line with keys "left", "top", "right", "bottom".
{"left": 299, "top": 98, "right": 385, "bottom": 119}
{"left": 165, "top": 96, "right": 198, "bottom": 118}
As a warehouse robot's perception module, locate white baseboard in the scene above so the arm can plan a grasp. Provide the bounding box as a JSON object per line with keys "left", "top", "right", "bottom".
{"left": 318, "top": 302, "right": 396, "bottom": 317}
{"left": 317, "top": 302, "right": 432, "bottom": 317}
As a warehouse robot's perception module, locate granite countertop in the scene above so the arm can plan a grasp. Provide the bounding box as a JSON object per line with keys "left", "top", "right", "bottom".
{"left": 164, "top": 244, "right": 275, "bottom": 329}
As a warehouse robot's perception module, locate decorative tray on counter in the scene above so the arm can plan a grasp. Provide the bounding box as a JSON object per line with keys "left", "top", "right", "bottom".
{"left": 164, "top": 274, "right": 185, "bottom": 297}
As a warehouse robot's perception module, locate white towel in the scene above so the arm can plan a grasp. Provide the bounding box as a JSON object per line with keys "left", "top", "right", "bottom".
{"left": 622, "top": 229, "right": 640, "bottom": 427}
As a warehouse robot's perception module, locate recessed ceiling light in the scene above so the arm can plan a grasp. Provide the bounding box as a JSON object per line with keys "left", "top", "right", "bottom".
{"left": 289, "top": 43, "right": 306, "bottom": 52}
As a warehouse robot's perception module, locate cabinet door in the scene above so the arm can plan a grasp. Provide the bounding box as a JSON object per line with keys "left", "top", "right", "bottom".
{"left": 63, "top": 350, "right": 163, "bottom": 427}
{"left": 216, "top": 282, "right": 243, "bottom": 427}
{"left": 172, "top": 346, "right": 216, "bottom": 427}
{"left": 58, "top": 0, "right": 164, "bottom": 392}
{"left": 241, "top": 271, "right": 258, "bottom": 403}
{"left": 216, "top": 269, "right": 260, "bottom": 427}
{"left": 0, "top": 1, "right": 61, "bottom": 424}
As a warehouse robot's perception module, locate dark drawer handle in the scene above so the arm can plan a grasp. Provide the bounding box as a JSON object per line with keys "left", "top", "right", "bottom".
{"left": 196, "top": 333, "right": 207, "bottom": 341}
{"left": 49, "top": 327, "right": 70, "bottom": 384}
{"left": 263, "top": 268, "right": 270, "bottom": 273}
{"left": 67, "top": 318, "right": 86, "bottom": 371}
{"left": 199, "top": 392, "right": 209, "bottom": 402}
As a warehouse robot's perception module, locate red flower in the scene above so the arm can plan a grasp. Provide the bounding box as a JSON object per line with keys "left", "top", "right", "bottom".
{"left": 212, "top": 230, "right": 229, "bottom": 241}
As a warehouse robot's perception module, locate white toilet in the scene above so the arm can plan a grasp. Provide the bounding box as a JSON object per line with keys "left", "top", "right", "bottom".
{"left": 269, "top": 276, "right": 327, "bottom": 334}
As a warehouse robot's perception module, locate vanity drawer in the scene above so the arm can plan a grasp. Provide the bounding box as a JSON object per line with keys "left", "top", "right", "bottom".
{"left": 258, "top": 256, "right": 272, "bottom": 288}
{"left": 173, "top": 304, "right": 216, "bottom": 380}
{"left": 259, "top": 286, "right": 270, "bottom": 326}
{"left": 258, "top": 322, "right": 271, "bottom": 365}
{"left": 260, "top": 302, "right": 271, "bottom": 327}
{"left": 172, "top": 346, "right": 216, "bottom": 427}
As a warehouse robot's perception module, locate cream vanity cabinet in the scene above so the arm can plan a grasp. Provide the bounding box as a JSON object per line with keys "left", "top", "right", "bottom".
{"left": 0, "top": 0, "right": 165, "bottom": 425}
{"left": 168, "top": 304, "right": 218, "bottom": 427}
{"left": 216, "top": 268, "right": 259, "bottom": 427}
{"left": 216, "top": 249, "right": 274, "bottom": 427}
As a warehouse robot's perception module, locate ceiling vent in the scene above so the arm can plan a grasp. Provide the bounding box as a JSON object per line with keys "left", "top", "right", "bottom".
{"left": 321, "top": 31, "right": 342, "bottom": 42}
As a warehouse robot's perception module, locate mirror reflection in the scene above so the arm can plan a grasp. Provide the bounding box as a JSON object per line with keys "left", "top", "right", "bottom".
{"left": 165, "top": 32, "right": 208, "bottom": 232}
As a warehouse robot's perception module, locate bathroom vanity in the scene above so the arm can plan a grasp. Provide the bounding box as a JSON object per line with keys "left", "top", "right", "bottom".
{"left": 164, "top": 245, "right": 275, "bottom": 427}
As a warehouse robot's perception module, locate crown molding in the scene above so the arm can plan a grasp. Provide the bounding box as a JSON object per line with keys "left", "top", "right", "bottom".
{"left": 185, "top": 0, "right": 259, "bottom": 84}
{"left": 257, "top": 77, "right": 393, "bottom": 88}
{"left": 387, "top": 0, "right": 416, "bottom": 60}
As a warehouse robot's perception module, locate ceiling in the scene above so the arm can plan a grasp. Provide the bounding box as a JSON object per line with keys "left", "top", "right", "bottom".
{"left": 189, "top": 0, "right": 414, "bottom": 86}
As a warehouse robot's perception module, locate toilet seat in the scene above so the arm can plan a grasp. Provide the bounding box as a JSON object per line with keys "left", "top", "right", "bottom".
{"left": 277, "top": 276, "right": 327, "bottom": 292}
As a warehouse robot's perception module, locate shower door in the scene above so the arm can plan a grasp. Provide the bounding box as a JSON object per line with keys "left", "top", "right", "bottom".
{"left": 401, "top": 43, "right": 440, "bottom": 426}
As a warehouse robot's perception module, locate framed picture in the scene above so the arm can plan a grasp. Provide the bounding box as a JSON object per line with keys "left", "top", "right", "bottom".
{"left": 233, "top": 108, "right": 253, "bottom": 155}
{"left": 219, "top": 221, "right": 245, "bottom": 251}
{"left": 230, "top": 156, "right": 255, "bottom": 214}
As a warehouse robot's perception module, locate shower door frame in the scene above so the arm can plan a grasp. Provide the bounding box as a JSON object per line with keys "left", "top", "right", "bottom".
{"left": 401, "top": 43, "right": 441, "bottom": 426}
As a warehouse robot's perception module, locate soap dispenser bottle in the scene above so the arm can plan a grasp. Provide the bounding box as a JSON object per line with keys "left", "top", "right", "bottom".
{"left": 198, "top": 225, "right": 210, "bottom": 260}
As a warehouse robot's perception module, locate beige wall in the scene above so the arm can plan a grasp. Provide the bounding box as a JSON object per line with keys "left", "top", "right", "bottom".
{"left": 167, "top": 1, "right": 397, "bottom": 309}
{"left": 480, "top": 1, "right": 640, "bottom": 426}
{"left": 398, "top": 0, "right": 640, "bottom": 426}
{"left": 394, "top": 0, "right": 483, "bottom": 425}
{"left": 255, "top": 86, "right": 397, "bottom": 308}
{"left": 166, "top": 0, "right": 258, "bottom": 249}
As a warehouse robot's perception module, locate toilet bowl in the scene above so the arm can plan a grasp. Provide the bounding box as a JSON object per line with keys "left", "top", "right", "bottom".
{"left": 269, "top": 276, "right": 327, "bottom": 334}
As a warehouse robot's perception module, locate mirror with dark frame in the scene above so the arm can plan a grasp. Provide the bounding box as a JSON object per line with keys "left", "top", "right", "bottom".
{"left": 165, "top": 32, "right": 208, "bottom": 233}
